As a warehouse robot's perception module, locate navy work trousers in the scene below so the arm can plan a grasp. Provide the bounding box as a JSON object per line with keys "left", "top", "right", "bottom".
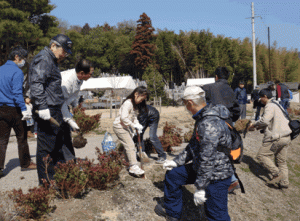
{"left": 164, "top": 163, "right": 231, "bottom": 220}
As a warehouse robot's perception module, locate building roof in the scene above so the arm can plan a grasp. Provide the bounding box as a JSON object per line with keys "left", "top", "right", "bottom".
{"left": 257, "top": 82, "right": 299, "bottom": 91}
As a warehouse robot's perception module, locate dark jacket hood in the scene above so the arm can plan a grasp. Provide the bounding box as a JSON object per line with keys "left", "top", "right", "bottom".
{"left": 195, "top": 104, "right": 230, "bottom": 121}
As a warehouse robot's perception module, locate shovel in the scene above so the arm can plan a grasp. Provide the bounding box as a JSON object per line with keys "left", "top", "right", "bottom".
{"left": 35, "top": 110, "right": 60, "bottom": 127}
{"left": 136, "top": 129, "right": 147, "bottom": 179}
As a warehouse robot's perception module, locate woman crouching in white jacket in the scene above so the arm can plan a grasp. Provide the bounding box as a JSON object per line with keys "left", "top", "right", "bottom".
{"left": 113, "top": 86, "right": 148, "bottom": 176}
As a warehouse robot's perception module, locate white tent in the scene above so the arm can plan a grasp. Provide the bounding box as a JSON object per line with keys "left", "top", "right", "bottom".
{"left": 186, "top": 78, "right": 215, "bottom": 87}
{"left": 80, "top": 76, "right": 136, "bottom": 91}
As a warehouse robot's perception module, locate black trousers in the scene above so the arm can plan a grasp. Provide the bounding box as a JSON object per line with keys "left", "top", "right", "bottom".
{"left": 0, "top": 106, "right": 31, "bottom": 169}
{"left": 33, "top": 106, "right": 66, "bottom": 185}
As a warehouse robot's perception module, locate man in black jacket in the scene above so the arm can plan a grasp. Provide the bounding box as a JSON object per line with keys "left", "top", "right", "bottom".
{"left": 29, "top": 34, "right": 73, "bottom": 185}
{"left": 135, "top": 105, "right": 167, "bottom": 164}
{"left": 275, "top": 80, "right": 290, "bottom": 111}
{"left": 201, "top": 67, "right": 240, "bottom": 124}
{"left": 251, "top": 86, "right": 262, "bottom": 121}
{"left": 201, "top": 67, "right": 241, "bottom": 194}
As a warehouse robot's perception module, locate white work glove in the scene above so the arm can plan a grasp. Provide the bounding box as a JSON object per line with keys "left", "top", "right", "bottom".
{"left": 21, "top": 111, "right": 31, "bottom": 120}
{"left": 67, "top": 119, "right": 80, "bottom": 131}
{"left": 277, "top": 98, "right": 281, "bottom": 102}
{"left": 38, "top": 109, "right": 51, "bottom": 120}
{"left": 194, "top": 189, "right": 207, "bottom": 206}
{"left": 163, "top": 160, "right": 177, "bottom": 170}
{"left": 133, "top": 123, "right": 143, "bottom": 134}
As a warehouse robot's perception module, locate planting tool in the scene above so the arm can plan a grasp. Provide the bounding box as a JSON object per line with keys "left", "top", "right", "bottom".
{"left": 136, "top": 129, "right": 147, "bottom": 179}
{"left": 35, "top": 110, "right": 60, "bottom": 127}
{"left": 243, "top": 120, "right": 252, "bottom": 138}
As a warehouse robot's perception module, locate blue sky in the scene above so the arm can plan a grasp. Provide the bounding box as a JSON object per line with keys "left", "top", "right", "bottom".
{"left": 50, "top": 0, "right": 300, "bottom": 51}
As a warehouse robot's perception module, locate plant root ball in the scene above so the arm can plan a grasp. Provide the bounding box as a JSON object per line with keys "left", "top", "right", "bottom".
{"left": 73, "top": 134, "right": 88, "bottom": 149}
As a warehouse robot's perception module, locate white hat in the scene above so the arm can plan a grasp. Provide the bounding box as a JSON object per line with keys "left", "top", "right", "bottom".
{"left": 182, "top": 86, "right": 205, "bottom": 100}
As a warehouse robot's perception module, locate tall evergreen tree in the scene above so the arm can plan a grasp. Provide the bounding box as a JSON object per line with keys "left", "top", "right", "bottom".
{"left": 0, "top": 0, "right": 59, "bottom": 64}
{"left": 130, "top": 13, "right": 156, "bottom": 79}
{"left": 81, "top": 23, "right": 91, "bottom": 35}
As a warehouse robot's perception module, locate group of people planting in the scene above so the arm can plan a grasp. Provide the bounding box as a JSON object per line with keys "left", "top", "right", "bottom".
{"left": 0, "top": 33, "right": 294, "bottom": 221}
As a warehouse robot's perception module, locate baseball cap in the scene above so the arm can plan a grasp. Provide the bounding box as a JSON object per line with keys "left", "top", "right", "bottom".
{"left": 182, "top": 86, "right": 205, "bottom": 100}
{"left": 239, "top": 81, "right": 244, "bottom": 85}
{"left": 52, "top": 34, "right": 73, "bottom": 55}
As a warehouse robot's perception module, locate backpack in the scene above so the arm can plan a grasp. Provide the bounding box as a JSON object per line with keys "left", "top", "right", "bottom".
{"left": 272, "top": 101, "right": 300, "bottom": 140}
{"left": 225, "top": 121, "right": 244, "bottom": 164}
{"left": 195, "top": 118, "right": 245, "bottom": 193}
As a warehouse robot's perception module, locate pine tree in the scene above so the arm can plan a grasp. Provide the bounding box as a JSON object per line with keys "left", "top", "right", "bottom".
{"left": 130, "top": 13, "right": 156, "bottom": 78}
{"left": 0, "top": 0, "right": 59, "bottom": 64}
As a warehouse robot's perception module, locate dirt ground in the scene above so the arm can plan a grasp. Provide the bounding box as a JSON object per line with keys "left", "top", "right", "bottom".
{"left": 1, "top": 103, "right": 300, "bottom": 221}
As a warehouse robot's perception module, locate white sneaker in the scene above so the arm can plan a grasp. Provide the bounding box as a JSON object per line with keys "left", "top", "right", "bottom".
{"left": 34, "top": 133, "right": 37, "bottom": 138}
{"left": 129, "top": 165, "right": 145, "bottom": 175}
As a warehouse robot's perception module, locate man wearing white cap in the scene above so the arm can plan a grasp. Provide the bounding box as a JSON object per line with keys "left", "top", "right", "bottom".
{"left": 155, "top": 86, "right": 233, "bottom": 221}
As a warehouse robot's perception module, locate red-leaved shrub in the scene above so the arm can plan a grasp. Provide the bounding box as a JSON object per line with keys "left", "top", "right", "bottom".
{"left": 159, "top": 122, "right": 183, "bottom": 152}
{"left": 9, "top": 180, "right": 55, "bottom": 219}
{"left": 54, "top": 159, "right": 89, "bottom": 199}
{"left": 85, "top": 147, "right": 127, "bottom": 190}
{"left": 73, "top": 104, "right": 101, "bottom": 134}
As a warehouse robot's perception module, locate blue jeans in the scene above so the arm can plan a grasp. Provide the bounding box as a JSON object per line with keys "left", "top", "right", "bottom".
{"left": 279, "top": 99, "right": 290, "bottom": 111}
{"left": 140, "top": 120, "right": 166, "bottom": 159}
{"left": 164, "top": 163, "right": 231, "bottom": 220}
{"left": 255, "top": 106, "right": 262, "bottom": 121}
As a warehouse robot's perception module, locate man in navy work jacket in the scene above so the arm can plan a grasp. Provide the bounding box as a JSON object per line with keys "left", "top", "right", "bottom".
{"left": 0, "top": 46, "right": 37, "bottom": 178}
{"left": 29, "top": 34, "right": 73, "bottom": 185}
{"left": 234, "top": 81, "right": 247, "bottom": 119}
{"left": 154, "top": 86, "right": 233, "bottom": 221}
{"left": 135, "top": 105, "right": 167, "bottom": 164}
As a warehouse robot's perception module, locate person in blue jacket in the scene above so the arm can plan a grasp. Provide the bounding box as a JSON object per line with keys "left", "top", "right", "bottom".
{"left": 234, "top": 81, "right": 248, "bottom": 119}
{"left": 0, "top": 46, "right": 37, "bottom": 178}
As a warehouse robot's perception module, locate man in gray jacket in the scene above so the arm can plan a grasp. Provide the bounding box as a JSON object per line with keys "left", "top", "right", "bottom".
{"left": 29, "top": 34, "right": 72, "bottom": 185}
{"left": 155, "top": 86, "right": 233, "bottom": 221}
{"left": 250, "top": 89, "right": 292, "bottom": 189}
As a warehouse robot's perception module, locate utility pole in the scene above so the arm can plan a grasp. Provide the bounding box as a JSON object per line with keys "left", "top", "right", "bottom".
{"left": 268, "top": 27, "right": 271, "bottom": 80}
{"left": 251, "top": 2, "right": 257, "bottom": 89}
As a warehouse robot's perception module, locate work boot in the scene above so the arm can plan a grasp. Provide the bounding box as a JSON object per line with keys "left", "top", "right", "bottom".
{"left": 128, "top": 165, "right": 144, "bottom": 176}
{"left": 228, "top": 180, "right": 240, "bottom": 194}
{"left": 155, "top": 203, "right": 179, "bottom": 221}
{"left": 278, "top": 183, "right": 288, "bottom": 189}
{"left": 268, "top": 173, "right": 283, "bottom": 185}
{"left": 21, "top": 162, "right": 37, "bottom": 171}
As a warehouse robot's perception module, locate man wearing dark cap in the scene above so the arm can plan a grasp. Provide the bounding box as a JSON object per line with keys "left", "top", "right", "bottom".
{"left": 234, "top": 81, "right": 247, "bottom": 119}
{"left": 28, "top": 34, "right": 73, "bottom": 185}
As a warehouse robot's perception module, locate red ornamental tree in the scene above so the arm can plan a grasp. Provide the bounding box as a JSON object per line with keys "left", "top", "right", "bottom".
{"left": 130, "top": 13, "right": 156, "bottom": 76}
